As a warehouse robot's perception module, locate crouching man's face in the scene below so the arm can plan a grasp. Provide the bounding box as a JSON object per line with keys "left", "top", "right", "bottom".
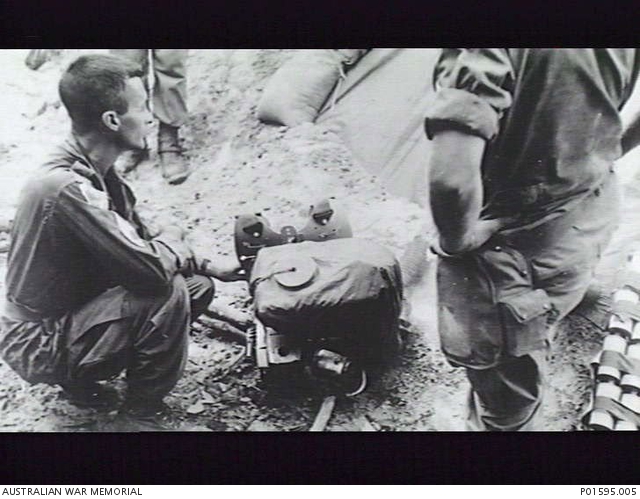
{"left": 112, "top": 77, "right": 154, "bottom": 152}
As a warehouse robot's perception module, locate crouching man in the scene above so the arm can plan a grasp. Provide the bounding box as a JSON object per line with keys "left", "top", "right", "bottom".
{"left": 0, "top": 54, "right": 242, "bottom": 431}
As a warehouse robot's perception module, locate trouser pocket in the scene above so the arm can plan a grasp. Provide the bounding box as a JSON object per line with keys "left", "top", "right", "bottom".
{"left": 437, "top": 241, "right": 553, "bottom": 369}
{"left": 437, "top": 254, "right": 503, "bottom": 368}
{"left": 477, "top": 243, "right": 553, "bottom": 358}
{"left": 499, "top": 288, "right": 552, "bottom": 357}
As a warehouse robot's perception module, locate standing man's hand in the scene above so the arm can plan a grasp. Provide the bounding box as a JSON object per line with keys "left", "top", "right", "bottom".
{"left": 434, "top": 216, "right": 516, "bottom": 256}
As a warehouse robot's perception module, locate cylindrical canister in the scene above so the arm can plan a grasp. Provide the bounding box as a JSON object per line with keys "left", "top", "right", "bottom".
{"left": 620, "top": 392, "right": 640, "bottom": 413}
{"left": 312, "top": 349, "right": 352, "bottom": 377}
{"left": 602, "top": 333, "right": 628, "bottom": 353}
{"left": 632, "top": 322, "right": 640, "bottom": 342}
{"left": 609, "top": 315, "right": 635, "bottom": 339}
{"left": 589, "top": 410, "right": 614, "bottom": 430}
{"left": 245, "top": 327, "right": 256, "bottom": 358}
{"left": 614, "top": 288, "right": 639, "bottom": 304}
{"left": 596, "top": 381, "right": 622, "bottom": 400}
{"left": 596, "top": 365, "right": 621, "bottom": 383}
{"left": 627, "top": 342, "right": 640, "bottom": 360}
{"left": 620, "top": 374, "right": 640, "bottom": 392}
{"left": 610, "top": 289, "right": 638, "bottom": 338}
{"left": 613, "top": 420, "right": 637, "bottom": 431}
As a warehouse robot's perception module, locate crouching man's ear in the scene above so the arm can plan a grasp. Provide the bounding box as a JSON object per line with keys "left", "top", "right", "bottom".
{"left": 101, "top": 110, "right": 121, "bottom": 132}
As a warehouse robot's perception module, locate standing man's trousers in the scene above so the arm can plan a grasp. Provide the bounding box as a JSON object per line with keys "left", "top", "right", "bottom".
{"left": 437, "top": 171, "right": 620, "bottom": 431}
{"left": 110, "top": 49, "right": 189, "bottom": 128}
{"left": 0, "top": 275, "right": 214, "bottom": 404}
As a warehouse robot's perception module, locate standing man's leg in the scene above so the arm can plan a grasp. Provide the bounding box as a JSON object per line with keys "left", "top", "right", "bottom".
{"left": 463, "top": 172, "right": 621, "bottom": 431}
{"left": 109, "top": 49, "right": 150, "bottom": 87}
{"left": 465, "top": 349, "right": 546, "bottom": 431}
{"left": 437, "top": 251, "right": 551, "bottom": 432}
{"left": 152, "top": 49, "right": 190, "bottom": 185}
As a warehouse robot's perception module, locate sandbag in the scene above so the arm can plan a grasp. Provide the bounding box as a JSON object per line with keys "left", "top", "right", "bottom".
{"left": 250, "top": 238, "right": 403, "bottom": 365}
{"left": 257, "top": 49, "right": 367, "bottom": 127}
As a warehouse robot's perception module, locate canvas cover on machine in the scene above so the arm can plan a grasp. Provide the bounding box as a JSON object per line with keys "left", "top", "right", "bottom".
{"left": 316, "top": 49, "right": 441, "bottom": 205}
{"left": 249, "top": 238, "right": 403, "bottom": 364}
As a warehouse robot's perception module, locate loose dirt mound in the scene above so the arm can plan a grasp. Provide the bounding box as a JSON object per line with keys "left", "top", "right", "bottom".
{"left": 0, "top": 49, "right": 631, "bottom": 431}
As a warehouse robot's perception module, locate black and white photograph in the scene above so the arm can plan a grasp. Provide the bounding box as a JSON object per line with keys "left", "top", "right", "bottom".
{"left": 1, "top": 48, "right": 640, "bottom": 435}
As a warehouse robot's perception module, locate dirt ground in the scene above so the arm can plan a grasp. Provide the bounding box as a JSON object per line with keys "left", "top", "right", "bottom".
{"left": 0, "top": 49, "right": 639, "bottom": 432}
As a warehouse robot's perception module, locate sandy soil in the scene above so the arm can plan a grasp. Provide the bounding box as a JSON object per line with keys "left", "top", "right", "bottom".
{"left": 0, "top": 49, "right": 638, "bottom": 432}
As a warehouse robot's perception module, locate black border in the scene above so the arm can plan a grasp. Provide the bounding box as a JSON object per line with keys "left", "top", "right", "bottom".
{"left": 2, "top": 0, "right": 640, "bottom": 48}
{"left": 2, "top": 0, "right": 640, "bottom": 486}
{"left": 1, "top": 432, "right": 640, "bottom": 484}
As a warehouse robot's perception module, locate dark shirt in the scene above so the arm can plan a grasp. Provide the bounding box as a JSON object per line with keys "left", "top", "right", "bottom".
{"left": 4, "top": 137, "right": 187, "bottom": 319}
{"left": 425, "top": 49, "right": 640, "bottom": 222}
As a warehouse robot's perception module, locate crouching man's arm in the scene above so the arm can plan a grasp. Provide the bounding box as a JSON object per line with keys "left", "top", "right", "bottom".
{"left": 57, "top": 181, "right": 193, "bottom": 294}
{"left": 152, "top": 224, "right": 244, "bottom": 283}
{"left": 199, "top": 255, "right": 245, "bottom": 282}
{"left": 174, "top": 250, "right": 245, "bottom": 282}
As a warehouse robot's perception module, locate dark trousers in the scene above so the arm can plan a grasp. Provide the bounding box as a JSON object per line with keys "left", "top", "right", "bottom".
{"left": 66, "top": 274, "right": 214, "bottom": 402}
{"left": 0, "top": 275, "right": 214, "bottom": 403}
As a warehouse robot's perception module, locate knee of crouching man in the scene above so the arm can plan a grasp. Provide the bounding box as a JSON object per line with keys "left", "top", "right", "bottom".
{"left": 169, "top": 274, "right": 191, "bottom": 308}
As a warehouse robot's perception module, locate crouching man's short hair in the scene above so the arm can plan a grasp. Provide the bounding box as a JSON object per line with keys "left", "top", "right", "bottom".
{"left": 58, "top": 54, "right": 145, "bottom": 133}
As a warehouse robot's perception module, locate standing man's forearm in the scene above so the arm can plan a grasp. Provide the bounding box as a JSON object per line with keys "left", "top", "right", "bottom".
{"left": 428, "top": 130, "right": 486, "bottom": 253}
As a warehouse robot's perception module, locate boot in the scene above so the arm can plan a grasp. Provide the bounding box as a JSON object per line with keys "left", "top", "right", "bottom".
{"left": 106, "top": 398, "right": 176, "bottom": 432}
{"left": 59, "top": 381, "right": 120, "bottom": 409}
{"left": 105, "top": 397, "right": 213, "bottom": 432}
{"left": 158, "top": 123, "right": 190, "bottom": 185}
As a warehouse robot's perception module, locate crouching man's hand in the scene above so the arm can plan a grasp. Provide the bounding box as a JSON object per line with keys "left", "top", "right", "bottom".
{"left": 181, "top": 254, "right": 246, "bottom": 282}
{"left": 206, "top": 255, "right": 246, "bottom": 282}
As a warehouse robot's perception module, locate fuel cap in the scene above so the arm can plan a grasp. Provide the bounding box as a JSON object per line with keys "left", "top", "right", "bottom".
{"left": 274, "top": 255, "right": 317, "bottom": 289}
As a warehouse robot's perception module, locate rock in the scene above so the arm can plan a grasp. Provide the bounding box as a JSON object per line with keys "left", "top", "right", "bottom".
{"left": 355, "top": 415, "right": 379, "bottom": 432}
{"left": 182, "top": 424, "right": 213, "bottom": 432}
{"left": 193, "top": 370, "right": 209, "bottom": 385}
{"left": 246, "top": 420, "right": 279, "bottom": 432}
{"left": 205, "top": 381, "right": 229, "bottom": 396}
{"left": 207, "top": 420, "right": 229, "bottom": 432}
{"left": 186, "top": 401, "right": 206, "bottom": 414}
{"left": 201, "top": 391, "right": 216, "bottom": 404}
{"left": 220, "top": 387, "right": 240, "bottom": 402}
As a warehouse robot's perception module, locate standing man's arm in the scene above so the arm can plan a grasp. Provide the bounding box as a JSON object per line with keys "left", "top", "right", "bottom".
{"left": 425, "top": 49, "right": 515, "bottom": 254}
{"left": 429, "top": 130, "right": 489, "bottom": 253}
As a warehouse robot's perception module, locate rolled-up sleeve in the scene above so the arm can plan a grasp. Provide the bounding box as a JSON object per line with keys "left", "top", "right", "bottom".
{"left": 424, "top": 49, "right": 515, "bottom": 141}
